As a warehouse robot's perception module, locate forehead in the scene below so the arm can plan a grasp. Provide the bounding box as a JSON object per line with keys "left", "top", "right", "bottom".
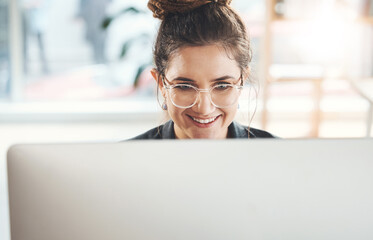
{"left": 165, "top": 45, "right": 240, "bottom": 79}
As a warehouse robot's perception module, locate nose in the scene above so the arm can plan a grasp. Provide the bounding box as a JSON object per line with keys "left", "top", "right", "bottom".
{"left": 193, "top": 91, "right": 215, "bottom": 114}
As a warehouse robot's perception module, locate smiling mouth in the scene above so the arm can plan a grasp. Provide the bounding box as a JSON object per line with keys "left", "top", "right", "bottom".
{"left": 190, "top": 115, "right": 219, "bottom": 124}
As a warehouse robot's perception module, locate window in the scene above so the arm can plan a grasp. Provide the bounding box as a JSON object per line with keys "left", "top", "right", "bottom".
{"left": 2, "top": 0, "right": 267, "bottom": 103}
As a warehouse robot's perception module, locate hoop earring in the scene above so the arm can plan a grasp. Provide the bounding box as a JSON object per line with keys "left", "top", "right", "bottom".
{"left": 161, "top": 102, "right": 168, "bottom": 110}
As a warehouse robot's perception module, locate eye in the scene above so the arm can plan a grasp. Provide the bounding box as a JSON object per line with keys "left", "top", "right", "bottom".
{"left": 214, "top": 83, "right": 231, "bottom": 90}
{"left": 174, "top": 84, "right": 194, "bottom": 91}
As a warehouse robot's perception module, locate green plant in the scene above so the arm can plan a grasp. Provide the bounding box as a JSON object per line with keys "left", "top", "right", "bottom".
{"left": 102, "top": 6, "right": 153, "bottom": 88}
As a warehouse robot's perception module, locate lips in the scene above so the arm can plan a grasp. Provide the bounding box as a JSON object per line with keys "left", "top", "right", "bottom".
{"left": 191, "top": 116, "right": 218, "bottom": 124}
{"left": 187, "top": 115, "right": 221, "bottom": 128}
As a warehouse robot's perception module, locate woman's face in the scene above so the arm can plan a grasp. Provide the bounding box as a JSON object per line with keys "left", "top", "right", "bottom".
{"left": 155, "top": 45, "right": 242, "bottom": 139}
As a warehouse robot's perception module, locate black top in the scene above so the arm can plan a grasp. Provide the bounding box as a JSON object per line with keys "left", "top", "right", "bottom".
{"left": 130, "top": 120, "right": 275, "bottom": 140}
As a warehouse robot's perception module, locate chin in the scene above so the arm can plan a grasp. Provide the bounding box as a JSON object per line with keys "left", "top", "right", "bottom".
{"left": 189, "top": 130, "right": 222, "bottom": 139}
{"left": 192, "top": 134, "right": 216, "bottom": 139}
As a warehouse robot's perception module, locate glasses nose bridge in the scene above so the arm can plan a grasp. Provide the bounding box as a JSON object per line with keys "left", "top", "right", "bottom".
{"left": 197, "top": 88, "right": 210, "bottom": 93}
{"left": 194, "top": 87, "right": 214, "bottom": 107}
{"left": 196, "top": 88, "right": 212, "bottom": 100}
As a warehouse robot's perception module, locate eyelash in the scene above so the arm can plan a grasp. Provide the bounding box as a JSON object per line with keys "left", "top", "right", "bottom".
{"left": 176, "top": 82, "right": 231, "bottom": 87}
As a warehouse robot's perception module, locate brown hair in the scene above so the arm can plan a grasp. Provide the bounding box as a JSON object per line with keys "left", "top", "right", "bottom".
{"left": 148, "top": 0, "right": 251, "bottom": 79}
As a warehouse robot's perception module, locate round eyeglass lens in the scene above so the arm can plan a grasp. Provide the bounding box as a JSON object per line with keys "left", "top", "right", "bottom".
{"left": 211, "top": 85, "right": 240, "bottom": 108}
{"left": 169, "top": 85, "right": 198, "bottom": 108}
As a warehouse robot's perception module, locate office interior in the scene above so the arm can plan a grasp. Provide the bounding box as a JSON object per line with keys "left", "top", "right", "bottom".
{"left": 1, "top": 0, "right": 373, "bottom": 239}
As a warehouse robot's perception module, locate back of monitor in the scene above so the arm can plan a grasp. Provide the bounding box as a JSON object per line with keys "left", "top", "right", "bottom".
{"left": 7, "top": 139, "right": 373, "bottom": 240}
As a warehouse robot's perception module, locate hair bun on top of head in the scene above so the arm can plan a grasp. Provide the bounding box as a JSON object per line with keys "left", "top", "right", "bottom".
{"left": 148, "top": 0, "right": 232, "bottom": 20}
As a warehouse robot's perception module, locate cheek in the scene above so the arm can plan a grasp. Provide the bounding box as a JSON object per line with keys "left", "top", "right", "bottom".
{"left": 167, "top": 104, "right": 189, "bottom": 125}
{"left": 166, "top": 101, "right": 181, "bottom": 117}
{"left": 165, "top": 97, "right": 172, "bottom": 109}
{"left": 222, "top": 106, "right": 238, "bottom": 120}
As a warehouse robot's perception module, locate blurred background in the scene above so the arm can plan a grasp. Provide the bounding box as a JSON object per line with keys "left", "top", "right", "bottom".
{"left": 1, "top": 0, "right": 373, "bottom": 239}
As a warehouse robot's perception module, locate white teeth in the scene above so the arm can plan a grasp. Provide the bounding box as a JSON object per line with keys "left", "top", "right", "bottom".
{"left": 192, "top": 116, "right": 217, "bottom": 124}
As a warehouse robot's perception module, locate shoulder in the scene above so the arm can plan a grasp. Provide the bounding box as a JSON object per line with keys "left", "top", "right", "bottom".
{"left": 229, "top": 121, "right": 276, "bottom": 138}
{"left": 248, "top": 127, "right": 276, "bottom": 138}
{"left": 127, "top": 120, "right": 176, "bottom": 140}
{"left": 129, "top": 126, "right": 163, "bottom": 140}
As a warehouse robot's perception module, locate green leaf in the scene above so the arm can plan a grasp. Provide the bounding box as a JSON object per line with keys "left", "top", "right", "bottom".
{"left": 101, "top": 6, "right": 145, "bottom": 30}
{"left": 119, "top": 7, "right": 144, "bottom": 15}
{"left": 120, "top": 43, "right": 129, "bottom": 58}
{"left": 120, "top": 39, "right": 136, "bottom": 58}
{"left": 101, "top": 17, "right": 113, "bottom": 29}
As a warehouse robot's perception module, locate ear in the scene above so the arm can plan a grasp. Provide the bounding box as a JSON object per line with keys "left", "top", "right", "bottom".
{"left": 151, "top": 68, "right": 167, "bottom": 98}
{"left": 150, "top": 68, "right": 159, "bottom": 83}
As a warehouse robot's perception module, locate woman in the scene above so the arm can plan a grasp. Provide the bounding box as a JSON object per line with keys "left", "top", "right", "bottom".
{"left": 131, "top": 0, "right": 274, "bottom": 139}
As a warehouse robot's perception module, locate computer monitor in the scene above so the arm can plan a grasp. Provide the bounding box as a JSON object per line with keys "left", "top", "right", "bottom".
{"left": 7, "top": 139, "right": 373, "bottom": 240}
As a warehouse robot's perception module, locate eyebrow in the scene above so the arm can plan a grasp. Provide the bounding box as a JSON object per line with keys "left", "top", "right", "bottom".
{"left": 171, "top": 75, "right": 236, "bottom": 83}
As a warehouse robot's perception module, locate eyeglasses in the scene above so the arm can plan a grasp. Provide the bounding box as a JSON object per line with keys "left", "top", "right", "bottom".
{"left": 162, "top": 75, "right": 243, "bottom": 109}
